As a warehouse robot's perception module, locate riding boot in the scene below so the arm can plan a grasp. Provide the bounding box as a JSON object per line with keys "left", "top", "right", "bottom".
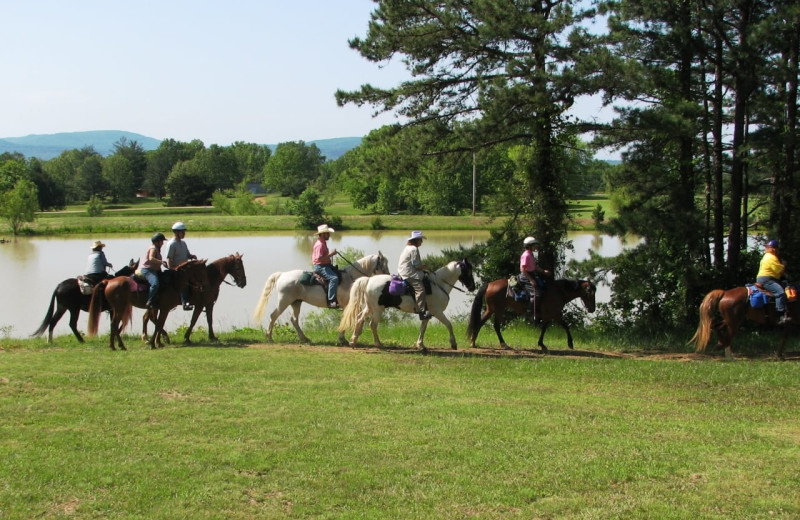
{"left": 778, "top": 312, "right": 791, "bottom": 325}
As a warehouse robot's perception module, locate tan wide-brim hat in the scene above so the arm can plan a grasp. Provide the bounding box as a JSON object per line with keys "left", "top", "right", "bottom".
{"left": 316, "top": 224, "right": 335, "bottom": 235}
{"left": 407, "top": 230, "right": 426, "bottom": 241}
{"left": 92, "top": 240, "right": 106, "bottom": 249}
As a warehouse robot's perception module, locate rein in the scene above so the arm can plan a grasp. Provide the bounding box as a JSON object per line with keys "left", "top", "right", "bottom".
{"left": 337, "top": 253, "right": 377, "bottom": 278}
{"left": 430, "top": 262, "right": 468, "bottom": 295}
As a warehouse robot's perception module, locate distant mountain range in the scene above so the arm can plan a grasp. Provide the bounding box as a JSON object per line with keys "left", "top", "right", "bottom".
{"left": 0, "top": 131, "right": 362, "bottom": 161}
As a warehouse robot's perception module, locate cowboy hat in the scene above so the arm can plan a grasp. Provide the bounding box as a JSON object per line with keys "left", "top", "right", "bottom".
{"left": 316, "top": 224, "right": 335, "bottom": 235}
{"left": 407, "top": 230, "right": 426, "bottom": 241}
{"left": 92, "top": 240, "right": 106, "bottom": 249}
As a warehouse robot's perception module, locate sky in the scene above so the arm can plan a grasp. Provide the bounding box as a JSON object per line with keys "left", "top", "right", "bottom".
{"left": 3, "top": 1, "right": 615, "bottom": 156}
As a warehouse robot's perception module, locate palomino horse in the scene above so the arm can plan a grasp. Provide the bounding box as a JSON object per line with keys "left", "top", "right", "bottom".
{"left": 142, "top": 253, "right": 247, "bottom": 344}
{"left": 87, "top": 259, "right": 208, "bottom": 350}
{"left": 689, "top": 287, "right": 796, "bottom": 360}
{"left": 339, "top": 259, "right": 476, "bottom": 351}
{"left": 31, "top": 259, "right": 138, "bottom": 343}
{"left": 252, "top": 252, "right": 389, "bottom": 344}
{"left": 466, "top": 278, "right": 596, "bottom": 352}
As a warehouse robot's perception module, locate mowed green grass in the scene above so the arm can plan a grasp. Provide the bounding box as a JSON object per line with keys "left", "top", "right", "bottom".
{"left": 2, "top": 328, "right": 799, "bottom": 519}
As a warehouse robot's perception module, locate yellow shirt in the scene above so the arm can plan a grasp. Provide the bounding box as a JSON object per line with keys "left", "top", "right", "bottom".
{"left": 757, "top": 252, "right": 785, "bottom": 279}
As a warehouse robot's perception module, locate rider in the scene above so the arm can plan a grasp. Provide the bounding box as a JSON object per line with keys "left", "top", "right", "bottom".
{"left": 520, "top": 236, "right": 548, "bottom": 320}
{"left": 398, "top": 230, "right": 432, "bottom": 320}
{"left": 312, "top": 224, "right": 340, "bottom": 308}
{"left": 757, "top": 239, "right": 790, "bottom": 324}
{"left": 141, "top": 232, "right": 166, "bottom": 309}
{"left": 84, "top": 240, "right": 113, "bottom": 285}
{"left": 166, "top": 221, "right": 198, "bottom": 311}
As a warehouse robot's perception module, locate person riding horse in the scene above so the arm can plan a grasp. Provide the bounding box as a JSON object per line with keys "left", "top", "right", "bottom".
{"left": 312, "top": 224, "right": 341, "bottom": 308}
{"left": 399, "top": 230, "right": 432, "bottom": 320}
{"left": 519, "top": 236, "right": 549, "bottom": 320}
{"left": 166, "top": 221, "right": 198, "bottom": 311}
{"left": 83, "top": 240, "right": 114, "bottom": 286}
{"left": 757, "top": 239, "right": 790, "bottom": 325}
{"left": 141, "top": 232, "right": 166, "bottom": 309}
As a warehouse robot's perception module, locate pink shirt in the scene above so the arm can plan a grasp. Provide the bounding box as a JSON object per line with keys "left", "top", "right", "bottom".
{"left": 520, "top": 249, "right": 537, "bottom": 273}
{"left": 312, "top": 238, "right": 330, "bottom": 265}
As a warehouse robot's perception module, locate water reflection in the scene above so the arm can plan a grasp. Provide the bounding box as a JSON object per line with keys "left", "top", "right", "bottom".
{"left": 0, "top": 231, "right": 633, "bottom": 340}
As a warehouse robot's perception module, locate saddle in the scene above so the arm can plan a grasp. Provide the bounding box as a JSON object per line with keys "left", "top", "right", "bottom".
{"left": 76, "top": 276, "right": 94, "bottom": 295}
{"left": 299, "top": 268, "right": 342, "bottom": 289}
{"left": 378, "top": 275, "right": 431, "bottom": 307}
{"left": 508, "top": 274, "right": 544, "bottom": 302}
{"left": 129, "top": 270, "right": 177, "bottom": 292}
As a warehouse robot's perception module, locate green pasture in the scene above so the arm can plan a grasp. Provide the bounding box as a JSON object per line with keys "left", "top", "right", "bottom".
{"left": 22, "top": 194, "right": 613, "bottom": 235}
{"left": 1, "top": 318, "right": 799, "bottom": 519}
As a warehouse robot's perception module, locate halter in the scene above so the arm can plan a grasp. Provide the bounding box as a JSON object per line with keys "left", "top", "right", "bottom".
{"left": 220, "top": 255, "right": 246, "bottom": 287}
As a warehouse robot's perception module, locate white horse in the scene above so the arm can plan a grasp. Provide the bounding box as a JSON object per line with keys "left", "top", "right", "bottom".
{"left": 252, "top": 252, "right": 389, "bottom": 344}
{"left": 338, "top": 258, "right": 476, "bottom": 351}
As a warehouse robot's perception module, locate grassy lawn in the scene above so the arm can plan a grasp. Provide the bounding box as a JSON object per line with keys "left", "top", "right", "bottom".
{"left": 23, "top": 194, "right": 613, "bottom": 235}
{"left": 1, "top": 321, "right": 798, "bottom": 519}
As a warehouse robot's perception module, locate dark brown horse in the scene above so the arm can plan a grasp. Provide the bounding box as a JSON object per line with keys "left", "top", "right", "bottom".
{"left": 31, "top": 259, "right": 138, "bottom": 343}
{"left": 689, "top": 287, "right": 796, "bottom": 360}
{"left": 142, "top": 253, "right": 247, "bottom": 344}
{"left": 466, "top": 278, "right": 597, "bottom": 352}
{"left": 86, "top": 259, "right": 208, "bottom": 350}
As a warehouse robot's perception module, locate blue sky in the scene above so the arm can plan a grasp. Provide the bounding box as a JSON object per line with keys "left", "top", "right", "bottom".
{"left": 4, "top": 1, "right": 615, "bottom": 156}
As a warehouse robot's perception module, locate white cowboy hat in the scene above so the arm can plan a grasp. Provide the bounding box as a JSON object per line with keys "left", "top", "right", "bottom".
{"left": 407, "top": 230, "right": 426, "bottom": 241}
{"left": 316, "top": 224, "right": 335, "bottom": 235}
{"left": 92, "top": 240, "right": 106, "bottom": 249}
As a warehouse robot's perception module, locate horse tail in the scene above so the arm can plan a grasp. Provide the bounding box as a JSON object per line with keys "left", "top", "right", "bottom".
{"left": 339, "top": 277, "right": 370, "bottom": 334}
{"left": 466, "top": 283, "right": 488, "bottom": 341}
{"left": 87, "top": 281, "right": 107, "bottom": 337}
{"left": 31, "top": 289, "right": 58, "bottom": 337}
{"left": 252, "top": 272, "right": 281, "bottom": 323}
{"left": 688, "top": 289, "right": 724, "bottom": 352}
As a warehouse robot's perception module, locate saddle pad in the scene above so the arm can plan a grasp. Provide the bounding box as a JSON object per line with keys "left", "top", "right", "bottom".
{"left": 127, "top": 277, "right": 149, "bottom": 292}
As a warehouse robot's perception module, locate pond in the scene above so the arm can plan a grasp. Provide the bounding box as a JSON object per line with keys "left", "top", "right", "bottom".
{"left": 0, "top": 231, "right": 637, "bottom": 340}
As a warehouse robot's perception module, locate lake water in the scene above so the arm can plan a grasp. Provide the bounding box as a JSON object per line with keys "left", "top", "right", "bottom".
{"left": 0, "top": 231, "right": 635, "bottom": 340}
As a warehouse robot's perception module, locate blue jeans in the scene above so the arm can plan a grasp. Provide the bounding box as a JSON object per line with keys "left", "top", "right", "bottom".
{"left": 140, "top": 268, "right": 160, "bottom": 304}
{"left": 757, "top": 276, "right": 786, "bottom": 312}
{"left": 314, "top": 264, "right": 339, "bottom": 302}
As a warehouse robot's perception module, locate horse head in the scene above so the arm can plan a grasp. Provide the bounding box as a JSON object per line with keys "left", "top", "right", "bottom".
{"left": 228, "top": 252, "right": 247, "bottom": 288}
{"left": 457, "top": 258, "right": 476, "bottom": 292}
{"left": 375, "top": 251, "right": 390, "bottom": 275}
{"left": 579, "top": 280, "right": 597, "bottom": 312}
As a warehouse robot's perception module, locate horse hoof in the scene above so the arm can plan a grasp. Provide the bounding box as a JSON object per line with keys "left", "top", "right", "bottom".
{"left": 540, "top": 345, "right": 548, "bottom": 353}
{"left": 500, "top": 343, "right": 511, "bottom": 350}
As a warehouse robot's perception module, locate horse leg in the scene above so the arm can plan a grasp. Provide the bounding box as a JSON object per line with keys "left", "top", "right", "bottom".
{"left": 141, "top": 309, "right": 150, "bottom": 342}
{"left": 470, "top": 310, "right": 493, "bottom": 349}
{"left": 115, "top": 320, "right": 127, "bottom": 351}
{"left": 184, "top": 305, "right": 203, "bottom": 344}
{"left": 492, "top": 314, "right": 509, "bottom": 350}
{"left": 537, "top": 321, "right": 551, "bottom": 353}
{"left": 289, "top": 302, "right": 310, "bottom": 343}
{"left": 66, "top": 308, "right": 84, "bottom": 343}
{"left": 560, "top": 320, "right": 574, "bottom": 349}
{"left": 434, "top": 312, "right": 457, "bottom": 350}
{"left": 416, "top": 319, "right": 429, "bottom": 351}
{"left": 368, "top": 310, "right": 383, "bottom": 348}
{"left": 205, "top": 304, "right": 216, "bottom": 342}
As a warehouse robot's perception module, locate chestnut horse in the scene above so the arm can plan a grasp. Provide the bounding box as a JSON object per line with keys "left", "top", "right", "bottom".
{"left": 31, "top": 259, "right": 138, "bottom": 343}
{"left": 142, "top": 253, "right": 247, "bottom": 344}
{"left": 87, "top": 259, "right": 208, "bottom": 350}
{"left": 689, "top": 287, "right": 796, "bottom": 360}
{"left": 466, "top": 278, "right": 596, "bottom": 352}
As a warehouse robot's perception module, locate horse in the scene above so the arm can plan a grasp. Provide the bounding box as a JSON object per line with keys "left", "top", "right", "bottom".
{"left": 142, "top": 253, "right": 247, "bottom": 344}
{"left": 688, "top": 287, "right": 796, "bottom": 360}
{"left": 31, "top": 259, "right": 139, "bottom": 343}
{"left": 466, "top": 278, "right": 596, "bottom": 352}
{"left": 338, "top": 259, "right": 476, "bottom": 351}
{"left": 86, "top": 259, "right": 208, "bottom": 350}
{"left": 252, "top": 252, "right": 390, "bottom": 344}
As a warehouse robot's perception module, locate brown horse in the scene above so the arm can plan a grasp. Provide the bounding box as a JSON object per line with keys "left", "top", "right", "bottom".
{"left": 689, "top": 287, "right": 796, "bottom": 360}
{"left": 86, "top": 259, "right": 208, "bottom": 350}
{"left": 31, "top": 259, "right": 138, "bottom": 343}
{"left": 142, "top": 253, "right": 247, "bottom": 344}
{"left": 466, "top": 278, "right": 597, "bottom": 352}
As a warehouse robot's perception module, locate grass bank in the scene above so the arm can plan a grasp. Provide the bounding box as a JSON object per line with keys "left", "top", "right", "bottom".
{"left": 15, "top": 188, "right": 796, "bottom": 519}
{"left": 1, "top": 328, "right": 798, "bottom": 519}
{"left": 21, "top": 195, "right": 609, "bottom": 235}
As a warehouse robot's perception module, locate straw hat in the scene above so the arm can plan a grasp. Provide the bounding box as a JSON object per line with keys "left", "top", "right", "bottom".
{"left": 316, "top": 224, "right": 335, "bottom": 235}
{"left": 407, "top": 230, "right": 426, "bottom": 242}
{"left": 92, "top": 240, "right": 106, "bottom": 250}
